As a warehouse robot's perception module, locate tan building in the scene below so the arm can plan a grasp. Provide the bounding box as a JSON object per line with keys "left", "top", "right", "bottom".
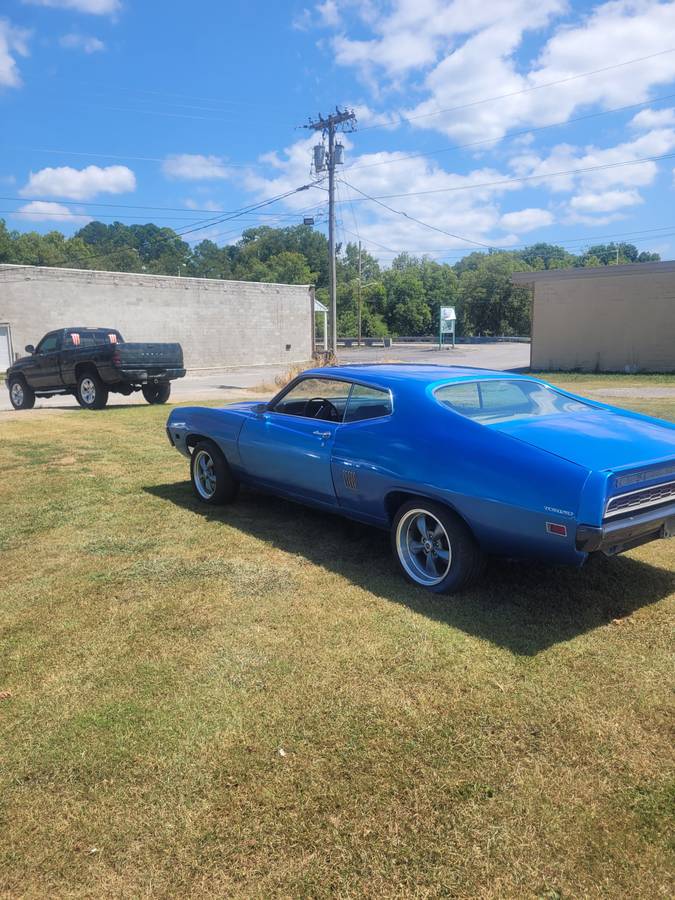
{"left": 512, "top": 261, "right": 675, "bottom": 373}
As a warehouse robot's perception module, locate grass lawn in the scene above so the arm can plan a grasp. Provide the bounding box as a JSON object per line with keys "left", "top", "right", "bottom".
{"left": 1, "top": 375, "right": 673, "bottom": 898}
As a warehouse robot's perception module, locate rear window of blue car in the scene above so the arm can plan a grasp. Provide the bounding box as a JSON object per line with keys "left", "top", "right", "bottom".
{"left": 434, "top": 379, "right": 593, "bottom": 423}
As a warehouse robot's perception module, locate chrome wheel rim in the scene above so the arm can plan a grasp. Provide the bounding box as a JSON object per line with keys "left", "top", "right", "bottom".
{"left": 194, "top": 450, "right": 216, "bottom": 499}
{"left": 80, "top": 378, "right": 96, "bottom": 405}
{"left": 10, "top": 382, "right": 24, "bottom": 406}
{"left": 396, "top": 508, "right": 452, "bottom": 586}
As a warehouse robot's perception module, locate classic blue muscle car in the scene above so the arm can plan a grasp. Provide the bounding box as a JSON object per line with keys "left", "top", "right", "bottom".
{"left": 166, "top": 365, "right": 675, "bottom": 593}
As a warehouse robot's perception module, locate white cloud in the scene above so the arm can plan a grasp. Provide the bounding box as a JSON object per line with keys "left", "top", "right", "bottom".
{"left": 317, "top": 1, "right": 340, "bottom": 26}
{"left": 570, "top": 189, "right": 643, "bottom": 213}
{"left": 351, "top": 103, "right": 402, "bottom": 130}
{"left": 162, "top": 154, "right": 233, "bottom": 180}
{"left": 322, "top": 1, "right": 675, "bottom": 144}
{"left": 0, "top": 18, "right": 30, "bottom": 89}
{"left": 509, "top": 125, "right": 675, "bottom": 197}
{"left": 630, "top": 106, "right": 675, "bottom": 130}
{"left": 59, "top": 33, "right": 105, "bottom": 53}
{"left": 500, "top": 208, "right": 554, "bottom": 232}
{"left": 242, "top": 134, "right": 527, "bottom": 257}
{"left": 184, "top": 198, "right": 221, "bottom": 211}
{"left": 20, "top": 165, "right": 136, "bottom": 200}
{"left": 14, "top": 201, "right": 92, "bottom": 224}
{"left": 23, "top": 0, "right": 120, "bottom": 14}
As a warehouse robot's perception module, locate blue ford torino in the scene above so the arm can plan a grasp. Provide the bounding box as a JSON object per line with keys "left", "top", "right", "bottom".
{"left": 166, "top": 365, "right": 675, "bottom": 594}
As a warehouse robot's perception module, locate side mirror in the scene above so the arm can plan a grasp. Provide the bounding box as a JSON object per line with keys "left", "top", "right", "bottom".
{"left": 25, "top": 344, "right": 35, "bottom": 354}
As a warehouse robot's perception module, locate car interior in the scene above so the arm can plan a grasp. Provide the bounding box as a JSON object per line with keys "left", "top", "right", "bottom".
{"left": 272, "top": 378, "right": 392, "bottom": 424}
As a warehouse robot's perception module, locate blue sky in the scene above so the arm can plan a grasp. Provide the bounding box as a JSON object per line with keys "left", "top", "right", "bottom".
{"left": 2, "top": 0, "right": 675, "bottom": 264}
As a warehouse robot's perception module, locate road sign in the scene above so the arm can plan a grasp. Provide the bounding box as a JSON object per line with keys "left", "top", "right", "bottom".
{"left": 439, "top": 306, "right": 456, "bottom": 348}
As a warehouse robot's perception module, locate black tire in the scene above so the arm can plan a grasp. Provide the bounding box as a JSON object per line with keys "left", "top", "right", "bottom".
{"left": 142, "top": 383, "right": 171, "bottom": 404}
{"left": 76, "top": 371, "right": 109, "bottom": 410}
{"left": 391, "top": 499, "right": 484, "bottom": 594}
{"left": 8, "top": 377, "right": 35, "bottom": 410}
{"left": 190, "top": 439, "right": 239, "bottom": 505}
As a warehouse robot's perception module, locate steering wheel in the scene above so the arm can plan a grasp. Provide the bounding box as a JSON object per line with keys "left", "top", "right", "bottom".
{"left": 304, "top": 397, "right": 340, "bottom": 422}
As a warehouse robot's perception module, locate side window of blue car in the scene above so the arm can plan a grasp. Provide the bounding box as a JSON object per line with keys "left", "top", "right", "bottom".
{"left": 343, "top": 383, "right": 392, "bottom": 423}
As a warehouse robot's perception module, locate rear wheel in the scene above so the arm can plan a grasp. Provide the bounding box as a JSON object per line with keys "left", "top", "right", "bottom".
{"left": 190, "top": 439, "right": 239, "bottom": 505}
{"left": 142, "top": 383, "right": 171, "bottom": 404}
{"left": 8, "top": 377, "right": 35, "bottom": 410}
{"left": 76, "top": 371, "right": 108, "bottom": 410}
{"left": 392, "top": 499, "right": 484, "bottom": 594}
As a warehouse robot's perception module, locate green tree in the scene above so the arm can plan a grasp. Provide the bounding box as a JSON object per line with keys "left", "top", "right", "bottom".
{"left": 265, "top": 250, "right": 316, "bottom": 284}
{"left": 383, "top": 269, "right": 430, "bottom": 335}
{"left": 458, "top": 254, "right": 531, "bottom": 336}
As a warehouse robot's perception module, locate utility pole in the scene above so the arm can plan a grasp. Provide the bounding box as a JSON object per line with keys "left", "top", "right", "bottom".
{"left": 357, "top": 240, "right": 362, "bottom": 347}
{"left": 304, "top": 107, "right": 356, "bottom": 354}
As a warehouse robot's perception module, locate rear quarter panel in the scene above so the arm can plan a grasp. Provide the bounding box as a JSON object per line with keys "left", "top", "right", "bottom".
{"left": 331, "top": 383, "right": 591, "bottom": 563}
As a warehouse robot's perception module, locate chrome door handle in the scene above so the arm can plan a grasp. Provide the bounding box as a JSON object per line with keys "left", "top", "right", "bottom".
{"left": 313, "top": 430, "right": 331, "bottom": 439}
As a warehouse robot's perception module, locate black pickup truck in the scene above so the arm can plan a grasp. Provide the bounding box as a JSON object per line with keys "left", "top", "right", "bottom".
{"left": 5, "top": 327, "right": 185, "bottom": 410}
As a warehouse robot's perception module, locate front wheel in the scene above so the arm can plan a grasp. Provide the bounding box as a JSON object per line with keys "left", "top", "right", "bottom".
{"left": 76, "top": 372, "right": 109, "bottom": 410}
{"left": 8, "top": 378, "right": 35, "bottom": 410}
{"left": 392, "top": 499, "right": 484, "bottom": 594}
{"left": 142, "top": 383, "right": 171, "bottom": 404}
{"left": 190, "top": 440, "right": 239, "bottom": 505}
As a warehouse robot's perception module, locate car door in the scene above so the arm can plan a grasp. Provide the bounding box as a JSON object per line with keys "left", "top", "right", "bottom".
{"left": 30, "top": 331, "right": 63, "bottom": 388}
{"left": 238, "top": 376, "right": 353, "bottom": 505}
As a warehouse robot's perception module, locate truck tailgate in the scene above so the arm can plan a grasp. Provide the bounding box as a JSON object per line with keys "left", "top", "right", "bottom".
{"left": 117, "top": 343, "right": 184, "bottom": 368}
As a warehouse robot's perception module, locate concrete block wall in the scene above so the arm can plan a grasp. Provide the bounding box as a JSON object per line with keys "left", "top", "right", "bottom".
{"left": 0, "top": 265, "right": 314, "bottom": 369}
{"left": 530, "top": 271, "right": 675, "bottom": 372}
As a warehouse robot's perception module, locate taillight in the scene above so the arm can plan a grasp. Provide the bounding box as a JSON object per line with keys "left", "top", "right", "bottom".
{"left": 546, "top": 522, "right": 568, "bottom": 537}
{"left": 111, "top": 349, "right": 121, "bottom": 367}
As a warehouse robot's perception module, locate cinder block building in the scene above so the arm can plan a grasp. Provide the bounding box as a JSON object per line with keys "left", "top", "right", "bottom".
{"left": 512, "top": 261, "right": 675, "bottom": 373}
{"left": 0, "top": 265, "right": 316, "bottom": 370}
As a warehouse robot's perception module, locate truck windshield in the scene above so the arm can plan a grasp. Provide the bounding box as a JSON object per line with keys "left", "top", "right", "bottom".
{"left": 435, "top": 379, "right": 594, "bottom": 423}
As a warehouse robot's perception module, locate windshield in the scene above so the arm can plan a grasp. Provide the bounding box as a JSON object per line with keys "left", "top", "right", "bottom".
{"left": 434, "top": 379, "right": 594, "bottom": 424}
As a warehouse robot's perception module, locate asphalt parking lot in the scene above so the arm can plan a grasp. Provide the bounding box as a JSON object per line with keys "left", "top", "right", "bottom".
{"left": 0, "top": 342, "right": 530, "bottom": 412}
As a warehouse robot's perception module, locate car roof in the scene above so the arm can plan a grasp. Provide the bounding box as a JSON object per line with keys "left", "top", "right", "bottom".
{"left": 302, "top": 363, "right": 533, "bottom": 389}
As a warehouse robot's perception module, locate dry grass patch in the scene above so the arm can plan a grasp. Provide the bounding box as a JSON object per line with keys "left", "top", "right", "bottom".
{"left": 0, "top": 376, "right": 673, "bottom": 898}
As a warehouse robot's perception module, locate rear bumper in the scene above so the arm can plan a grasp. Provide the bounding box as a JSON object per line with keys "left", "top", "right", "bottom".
{"left": 576, "top": 501, "right": 675, "bottom": 555}
{"left": 118, "top": 367, "right": 185, "bottom": 383}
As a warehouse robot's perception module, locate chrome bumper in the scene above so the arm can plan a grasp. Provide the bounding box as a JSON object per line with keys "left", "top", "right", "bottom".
{"left": 576, "top": 501, "right": 675, "bottom": 555}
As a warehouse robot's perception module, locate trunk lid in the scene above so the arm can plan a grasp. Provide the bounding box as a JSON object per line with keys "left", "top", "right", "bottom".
{"left": 489, "top": 409, "right": 675, "bottom": 471}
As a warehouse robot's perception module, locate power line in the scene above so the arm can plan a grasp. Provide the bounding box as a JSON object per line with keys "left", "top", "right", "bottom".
{"left": 340, "top": 151, "right": 675, "bottom": 202}
{"left": 358, "top": 47, "right": 675, "bottom": 132}
{"left": 0, "top": 209, "right": 322, "bottom": 225}
{"left": 343, "top": 93, "right": 675, "bottom": 174}
{"left": 339, "top": 222, "right": 675, "bottom": 261}
{"left": 17, "top": 147, "right": 262, "bottom": 171}
{"left": 1, "top": 181, "right": 325, "bottom": 272}
{"left": 340, "top": 178, "right": 494, "bottom": 249}
{"left": 0, "top": 194, "right": 323, "bottom": 216}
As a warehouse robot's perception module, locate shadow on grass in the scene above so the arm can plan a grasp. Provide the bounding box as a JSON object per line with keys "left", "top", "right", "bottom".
{"left": 144, "top": 481, "right": 674, "bottom": 656}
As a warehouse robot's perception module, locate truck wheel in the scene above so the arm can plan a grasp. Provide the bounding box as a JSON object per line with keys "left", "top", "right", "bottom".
{"left": 8, "top": 377, "right": 35, "bottom": 410}
{"left": 76, "top": 372, "right": 109, "bottom": 410}
{"left": 190, "top": 439, "right": 239, "bottom": 505}
{"left": 142, "top": 383, "right": 171, "bottom": 404}
{"left": 392, "top": 499, "right": 484, "bottom": 594}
